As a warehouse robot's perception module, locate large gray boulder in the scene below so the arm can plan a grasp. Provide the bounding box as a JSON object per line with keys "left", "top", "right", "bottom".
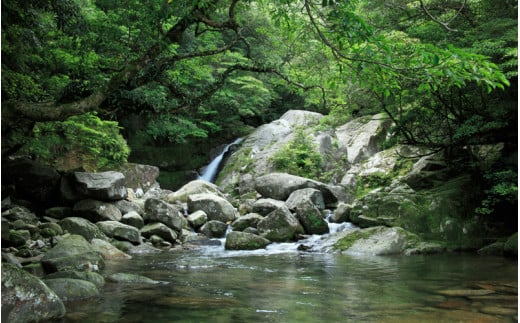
{"left": 225, "top": 231, "right": 270, "bottom": 250}
{"left": 140, "top": 222, "right": 178, "bottom": 243}
{"left": 231, "top": 213, "right": 264, "bottom": 231}
{"left": 41, "top": 234, "right": 104, "bottom": 273}
{"left": 73, "top": 199, "right": 122, "bottom": 222}
{"left": 121, "top": 211, "right": 145, "bottom": 229}
{"left": 199, "top": 220, "right": 228, "bottom": 238}
{"left": 60, "top": 217, "right": 108, "bottom": 241}
{"left": 2, "top": 263, "right": 66, "bottom": 322}
{"left": 74, "top": 171, "right": 127, "bottom": 200}
{"left": 164, "top": 180, "right": 225, "bottom": 204}
{"left": 96, "top": 221, "right": 141, "bottom": 244}
{"left": 254, "top": 173, "right": 342, "bottom": 206}
{"left": 90, "top": 238, "right": 132, "bottom": 260}
{"left": 186, "top": 210, "right": 208, "bottom": 229}
{"left": 187, "top": 193, "right": 237, "bottom": 223}
{"left": 334, "top": 113, "right": 393, "bottom": 164}
{"left": 293, "top": 200, "right": 329, "bottom": 235}
{"left": 251, "top": 198, "right": 288, "bottom": 216}
{"left": 285, "top": 188, "right": 325, "bottom": 211}
{"left": 116, "top": 163, "right": 160, "bottom": 193}
{"left": 257, "top": 206, "right": 303, "bottom": 242}
{"left": 144, "top": 198, "right": 188, "bottom": 233}
{"left": 43, "top": 278, "right": 100, "bottom": 302}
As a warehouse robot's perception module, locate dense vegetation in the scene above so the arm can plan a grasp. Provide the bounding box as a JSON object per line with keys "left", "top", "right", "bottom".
{"left": 2, "top": 0, "right": 516, "bottom": 218}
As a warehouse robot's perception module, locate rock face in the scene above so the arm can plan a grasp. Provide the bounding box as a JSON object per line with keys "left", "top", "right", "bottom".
{"left": 187, "top": 193, "right": 237, "bottom": 223}
{"left": 225, "top": 231, "right": 270, "bottom": 250}
{"left": 257, "top": 206, "right": 303, "bottom": 242}
{"left": 2, "top": 263, "right": 66, "bottom": 322}
{"left": 74, "top": 171, "right": 128, "bottom": 200}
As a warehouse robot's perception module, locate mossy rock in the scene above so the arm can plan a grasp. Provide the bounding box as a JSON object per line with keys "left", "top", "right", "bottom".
{"left": 43, "top": 278, "right": 100, "bottom": 302}
{"left": 504, "top": 233, "right": 518, "bottom": 256}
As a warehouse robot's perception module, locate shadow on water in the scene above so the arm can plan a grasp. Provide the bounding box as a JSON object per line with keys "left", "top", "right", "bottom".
{"left": 60, "top": 250, "right": 517, "bottom": 323}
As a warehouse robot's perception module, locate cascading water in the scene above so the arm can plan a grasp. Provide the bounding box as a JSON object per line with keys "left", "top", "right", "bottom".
{"left": 199, "top": 138, "right": 243, "bottom": 183}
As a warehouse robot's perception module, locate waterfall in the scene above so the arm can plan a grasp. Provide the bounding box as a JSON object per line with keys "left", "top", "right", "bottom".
{"left": 199, "top": 138, "right": 243, "bottom": 183}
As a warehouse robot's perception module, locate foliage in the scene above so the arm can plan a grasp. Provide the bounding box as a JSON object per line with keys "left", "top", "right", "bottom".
{"left": 476, "top": 170, "right": 518, "bottom": 215}
{"left": 271, "top": 129, "right": 323, "bottom": 180}
{"left": 21, "top": 113, "right": 130, "bottom": 171}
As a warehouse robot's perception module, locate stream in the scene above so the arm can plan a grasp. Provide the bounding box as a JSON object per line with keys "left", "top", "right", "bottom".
{"left": 60, "top": 240, "right": 517, "bottom": 322}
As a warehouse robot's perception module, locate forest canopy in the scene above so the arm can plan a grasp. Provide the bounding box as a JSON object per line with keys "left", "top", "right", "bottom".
{"left": 2, "top": 0, "right": 516, "bottom": 174}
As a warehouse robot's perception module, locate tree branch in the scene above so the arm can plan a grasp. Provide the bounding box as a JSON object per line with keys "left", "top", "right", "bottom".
{"left": 419, "top": 0, "right": 467, "bottom": 32}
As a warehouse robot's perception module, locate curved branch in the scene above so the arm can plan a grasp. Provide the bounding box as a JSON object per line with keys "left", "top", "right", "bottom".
{"left": 419, "top": 0, "right": 467, "bottom": 32}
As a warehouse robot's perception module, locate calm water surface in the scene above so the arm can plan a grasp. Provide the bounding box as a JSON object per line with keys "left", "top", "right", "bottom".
{"left": 61, "top": 245, "right": 518, "bottom": 323}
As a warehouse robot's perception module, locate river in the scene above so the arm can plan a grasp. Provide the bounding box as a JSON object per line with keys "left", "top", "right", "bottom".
{"left": 60, "top": 245, "right": 517, "bottom": 322}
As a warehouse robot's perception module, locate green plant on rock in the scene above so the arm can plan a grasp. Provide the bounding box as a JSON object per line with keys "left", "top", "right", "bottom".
{"left": 22, "top": 112, "right": 129, "bottom": 171}
{"left": 271, "top": 129, "right": 323, "bottom": 180}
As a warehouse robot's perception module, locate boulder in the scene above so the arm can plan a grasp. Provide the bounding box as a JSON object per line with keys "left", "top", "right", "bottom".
{"left": 164, "top": 179, "right": 226, "bottom": 203}
{"left": 252, "top": 198, "right": 287, "bottom": 216}
{"left": 334, "top": 226, "right": 421, "bottom": 255}
{"left": 90, "top": 238, "right": 132, "bottom": 260}
{"left": 187, "top": 193, "right": 237, "bottom": 223}
{"left": 73, "top": 199, "right": 122, "bottom": 222}
{"left": 60, "top": 217, "right": 107, "bottom": 241}
{"left": 225, "top": 231, "right": 270, "bottom": 250}
{"left": 73, "top": 171, "right": 127, "bottom": 201}
{"left": 231, "top": 213, "right": 264, "bottom": 231}
{"left": 285, "top": 188, "right": 325, "bottom": 211}
{"left": 2, "top": 263, "right": 66, "bottom": 322}
{"left": 38, "top": 222, "right": 64, "bottom": 237}
{"left": 116, "top": 163, "right": 160, "bottom": 193}
{"left": 44, "top": 270, "right": 105, "bottom": 288}
{"left": 43, "top": 278, "right": 99, "bottom": 302}
{"left": 2, "top": 159, "right": 61, "bottom": 204}
{"left": 257, "top": 207, "right": 304, "bottom": 242}
{"left": 121, "top": 211, "right": 145, "bottom": 229}
{"left": 2, "top": 206, "right": 39, "bottom": 225}
{"left": 504, "top": 233, "right": 518, "bottom": 256}
{"left": 334, "top": 113, "right": 393, "bottom": 164}
{"left": 330, "top": 202, "right": 352, "bottom": 223}
{"left": 41, "top": 234, "right": 104, "bottom": 273}
{"left": 140, "top": 223, "right": 178, "bottom": 243}
{"left": 144, "top": 198, "right": 187, "bottom": 233}
{"left": 293, "top": 200, "right": 329, "bottom": 235}
{"left": 199, "top": 220, "right": 228, "bottom": 238}
{"left": 187, "top": 210, "right": 208, "bottom": 229}
{"left": 107, "top": 273, "right": 160, "bottom": 284}
{"left": 96, "top": 221, "right": 141, "bottom": 244}
{"left": 254, "top": 173, "right": 342, "bottom": 206}
{"left": 44, "top": 206, "right": 73, "bottom": 220}
{"left": 113, "top": 199, "right": 144, "bottom": 216}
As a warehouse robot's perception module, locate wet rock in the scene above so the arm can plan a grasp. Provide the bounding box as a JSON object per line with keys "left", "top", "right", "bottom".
{"left": 330, "top": 202, "right": 352, "bottom": 223}
{"left": 231, "top": 213, "right": 264, "bottom": 231}
{"left": 243, "top": 227, "right": 259, "bottom": 235}
{"left": 293, "top": 200, "right": 329, "bottom": 235}
{"left": 120, "top": 211, "right": 144, "bottom": 229}
{"left": 60, "top": 217, "right": 107, "bottom": 241}
{"left": 113, "top": 199, "right": 144, "bottom": 216}
{"left": 96, "top": 221, "right": 141, "bottom": 244}
{"left": 479, "top": 306, "right": 518, "bottom": 316}
{"left": 257, "top": 206, "right": 304, "bottom": 242}
{"left": 107, "top": 273, "right": 160, "bottom": 284}
{"left": 187, "top": 193, "right": 237, "bottom": 223}
{"left": 6, "top": 229, "right": 29, "bottom": 248}
{"left": 225, "top": 231, "right": 270, "bottom": 250}
{"left": 73, "top": 171, "right": 127, "bottom": 201}
{"left": 2, "top": 263, "right": 66, "bottom": 322}
{"left": 252, "top": 198, "right": 287, "bottom": 216}
{"left": 187, "top": 210, "right": 208, "bottom": 229}
{"left": 404, "top": 242, "right": 445, "bottom": 255}
{"left": 140, "top": 222, "right": 178, "bottom": 243}
{"left": 285, "top": 188, "right": 325, "bottom": 211}
{"left": 41, "top": 234, "right": 104, "bottom": 274}
{"left": 73, "top": 199, "right": 122, "bottom": 222}
{"left": 478, "top": 241, "right": 506, "bottom": 256}
{"left": 2, "top": 205, "right": 39, "bottom": 225}
{"left": 43, "top": 278, "right": 100, "bottom": 302}
{"left": 44, "top": 270, "right": 105, "bottom": 288}
{"left": 90, "top": 238, "right": 132, "bottom": 260}
{"left": 504, "top": 232, "right": 517, "bottom": 256}
{"left": 39, "top": 222, "right": 64, "bottom": 238}
{"left": 199, "top": 220, "right": 228, "bottom": 238}
{"left": 2, "top": 252, "right": 22, "bottom": 267}
{"left": 437, "top": 289, "right": 495, "bottom": 297}
{"left": 144, "top": 198, "right": 187, "bottom": 232}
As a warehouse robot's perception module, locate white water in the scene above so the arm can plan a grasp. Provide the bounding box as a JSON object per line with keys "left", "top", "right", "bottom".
{"left": 198, "top": 138, "right": 243, "bottom": 183}
{"left": 197, "top": 219, "right": 357, "bottom": 258}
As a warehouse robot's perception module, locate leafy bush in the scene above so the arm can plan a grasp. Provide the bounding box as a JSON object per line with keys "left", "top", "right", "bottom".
{"left": 476, "top": 170, "right": 517, "bottom": 215}
{"left": 22, "top": 112, "right": 130, "bottom": 171}
{"left": 271, "top": 129, "right": 323, "bottom": 179}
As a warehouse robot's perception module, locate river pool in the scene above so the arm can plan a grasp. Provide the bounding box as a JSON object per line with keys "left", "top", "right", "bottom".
{"left": 59, "top": 244, "right": 517, "bottom": 323}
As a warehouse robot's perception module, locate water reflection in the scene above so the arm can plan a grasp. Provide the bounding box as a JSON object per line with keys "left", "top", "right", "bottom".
{"left": 61, "top": 252, "right": 517, "bottom": 323}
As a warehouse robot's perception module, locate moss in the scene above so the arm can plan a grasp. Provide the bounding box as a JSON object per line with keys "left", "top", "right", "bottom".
{"left": 333, "top": 230, "right": 373, "bottom": 251}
